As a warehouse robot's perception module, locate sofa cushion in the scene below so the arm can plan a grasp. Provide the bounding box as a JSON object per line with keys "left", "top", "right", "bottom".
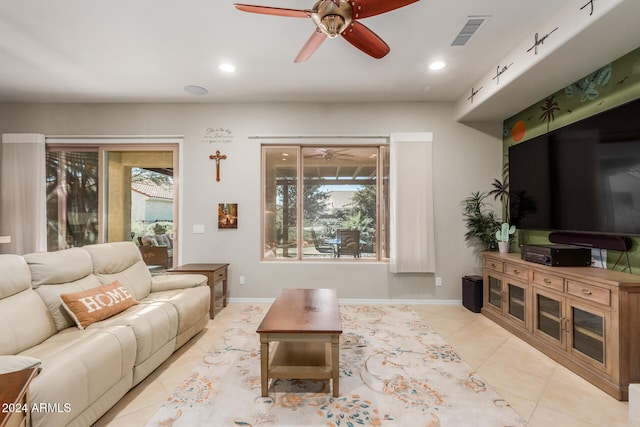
{"left": 0, "top": 355, "right": 41, "bottom": 374}
{"left": 0, "top": 254, "right": 32, "bottom": 298}
{"left": 0, "top": 288, "right": 57, "bottom": 355}
{"left": 83, "top": 242, "right": 153, "bottom": 300}
{"left": 0, "top": 256, "right": 54, "bottom": 354}
{"left": 155, "top": 233, "right": 172, "bottom": 248}
{"left": 34, "top": 274, "right": 103, "bottom": 332}
{"left": 24, "top": 248, "right": 93, "bottom": 288}
{"left": 150, "top": 273, "right": 207, "bottom": 292}
{"left": 60, "top": 281, "right": 139, "bottom": 329}
{"left": 87, "top": 301, "right": 178, "bottom": 366}
{"left": 23, "top": 248, "right": 105, "bottom": 331}
{"left": 140, "top": 235, "right": 158, "bottom": 246}
{"left": 143, "top": 286, "right": 210, "bottom": 348}
{"left": 21, "top": 325, "right": 137, "bottom": 427}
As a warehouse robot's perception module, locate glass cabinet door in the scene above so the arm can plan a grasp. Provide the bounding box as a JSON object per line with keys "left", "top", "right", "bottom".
{"left": 571, "top": 306, "right": 605, "bottom": 364}
{"left": 507, "top": 281, "right": 527, "bottom": 325}
{"left": 535, "top": 291, "right": 563, "bottom": 342}
{"left": 487, "top": 275, "right": 503, "bottom": 310}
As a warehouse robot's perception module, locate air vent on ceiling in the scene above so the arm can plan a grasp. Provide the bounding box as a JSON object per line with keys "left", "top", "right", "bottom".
{"left": 451, "top": 16, "right": 489, "bottom": 46}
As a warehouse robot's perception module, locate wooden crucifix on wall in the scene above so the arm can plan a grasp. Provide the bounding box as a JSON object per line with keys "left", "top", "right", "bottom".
{"left": 209, "top": 150, "right": 227, "bottom": 182}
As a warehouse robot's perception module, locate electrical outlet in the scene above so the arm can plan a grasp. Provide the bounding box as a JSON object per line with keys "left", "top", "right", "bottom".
{"left": 435, "top": 277, "right": 443, "bottom": 287}
{"left": 239, "top": 276, "right": 246, "bottom": 285}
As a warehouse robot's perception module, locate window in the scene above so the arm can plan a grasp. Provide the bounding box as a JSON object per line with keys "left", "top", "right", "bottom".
{"left": 262, "top": 145, "right": 390, "bottom": 261}
{"left": 45, "top": 143, "right": 178, "bottom": 262}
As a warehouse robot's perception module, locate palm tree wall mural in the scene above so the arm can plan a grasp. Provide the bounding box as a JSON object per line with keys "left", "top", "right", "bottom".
{"left": 539, "top": 95, "right": 561, "bottom": 133}
{"left": 503, "top": 46, "right": 640, "bottom": 146}
{"left": 488, "top": 160, "right": 510, "bottom": 223}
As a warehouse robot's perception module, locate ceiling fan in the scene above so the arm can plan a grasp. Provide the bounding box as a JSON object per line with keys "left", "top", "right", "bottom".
{"left": 234, "top": 0, "right": 419, "bottom": 62}
{"left": 304, "top": 148, "right": 355, "bottom": 161}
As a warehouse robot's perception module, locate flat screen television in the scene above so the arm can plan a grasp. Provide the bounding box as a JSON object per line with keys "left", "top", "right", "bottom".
{"left": 509, "top": 97, "right": 640, "bottom": 236}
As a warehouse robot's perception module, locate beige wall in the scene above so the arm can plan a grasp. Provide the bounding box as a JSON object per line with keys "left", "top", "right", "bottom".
{"left": 0, "top": 102, "right": 501, "bottom": 301}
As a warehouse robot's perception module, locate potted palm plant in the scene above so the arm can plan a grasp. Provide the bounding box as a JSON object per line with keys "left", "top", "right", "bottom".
{"left": 460, "top": 191, "right": 502, "bottom": 251}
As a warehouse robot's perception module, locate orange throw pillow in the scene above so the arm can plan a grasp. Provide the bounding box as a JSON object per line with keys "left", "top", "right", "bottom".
{"left": 60, "top": 280, "right": 138, "bottom": 329}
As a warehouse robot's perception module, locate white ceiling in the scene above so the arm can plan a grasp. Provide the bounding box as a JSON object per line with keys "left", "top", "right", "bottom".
{"left": 1, "top": 0, "right": 638, "bottom": 122}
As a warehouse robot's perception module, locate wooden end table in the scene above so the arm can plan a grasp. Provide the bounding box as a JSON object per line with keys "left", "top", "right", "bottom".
{"left": 257, "top": 288, "right": 342, "bottom": 397}
{"left": 0, "top": 367, "right": 38, "bottom": 427}
{"left": 167, "top": 263, "right": 229, "bottom": 319}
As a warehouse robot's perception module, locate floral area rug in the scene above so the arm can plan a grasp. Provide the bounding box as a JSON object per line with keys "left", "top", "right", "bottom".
{"left": 146, "top": 305, "right": 526, "bottom": 426}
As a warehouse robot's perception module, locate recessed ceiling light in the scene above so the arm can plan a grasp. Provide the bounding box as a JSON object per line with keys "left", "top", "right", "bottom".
{"left": 429, "top": 61, "right": 446, "bottom": 71}
{"left": 184, "top": 85, "right": 208, "bottom": 96}
{"left": 219, "top": 63, "right": 236, "bottom": 73}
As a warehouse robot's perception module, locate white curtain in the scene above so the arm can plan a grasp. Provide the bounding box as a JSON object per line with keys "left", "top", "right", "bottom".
{"left": 0, "top": 133, "right": 47, "bottom": 255}
{"left": 390, "top": 132, "right": 436, "bottom": 273}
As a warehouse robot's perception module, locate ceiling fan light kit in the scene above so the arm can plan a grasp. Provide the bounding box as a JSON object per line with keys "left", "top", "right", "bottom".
{"left": 311, "top": 0, "right": 352, "bottom": 37}
{"left": 234, "top": 0, "right": 419, "bottom": 62}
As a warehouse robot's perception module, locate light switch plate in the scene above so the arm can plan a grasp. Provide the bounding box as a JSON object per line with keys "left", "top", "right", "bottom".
{"left": 193, "top": 224, "right": 205, "bottom": 234}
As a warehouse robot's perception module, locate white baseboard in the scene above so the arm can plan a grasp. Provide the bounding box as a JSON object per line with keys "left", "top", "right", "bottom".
{"left": 228, "top": 297, "right": 462, "bottom": 305}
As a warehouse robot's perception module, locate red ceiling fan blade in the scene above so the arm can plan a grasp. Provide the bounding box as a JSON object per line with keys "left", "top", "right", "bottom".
{"left": 234, "top": 4, "right": 310, "bottom": 18}
{"left": 341, "top": 21, "right": 389, "bottom": 59}
{"left": 295, "top": 29, "right": 328, "bottom": 62}
{"left": 350, "top": 0, "right": 419, "bottom": 19}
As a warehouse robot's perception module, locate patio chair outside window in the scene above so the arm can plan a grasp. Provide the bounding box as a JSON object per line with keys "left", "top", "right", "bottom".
{"left": 311, "top": 229, "right": 336, "bottom": 256}
{"left": 337, "top": 229, "right": 361, "bottom": 258}
{"left": 137, "top": 236, "right": 172, "bottom": 268}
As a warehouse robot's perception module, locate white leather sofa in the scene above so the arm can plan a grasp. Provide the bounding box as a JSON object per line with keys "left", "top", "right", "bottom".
{"left": 0, "top": 241, "right": 210, "bottom": 427}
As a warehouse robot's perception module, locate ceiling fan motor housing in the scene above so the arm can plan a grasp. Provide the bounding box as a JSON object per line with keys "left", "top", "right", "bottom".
{"left": 311, "top": 0, "right": 353, "bottom": 37}
{"left": 234, "top": 0, "right": 419, "bottom": 61}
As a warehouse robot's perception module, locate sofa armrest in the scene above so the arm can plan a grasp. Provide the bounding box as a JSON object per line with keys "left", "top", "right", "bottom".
{"left": 151, "top": 274, "right": 208, "bottom": 292}
{"left": 0, "top": 355, "right": 41, "bottom": 375}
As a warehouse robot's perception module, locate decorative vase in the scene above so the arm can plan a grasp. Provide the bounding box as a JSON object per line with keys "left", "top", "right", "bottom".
{"left": 498, "top": 241, "right": 510, "bottom": 254}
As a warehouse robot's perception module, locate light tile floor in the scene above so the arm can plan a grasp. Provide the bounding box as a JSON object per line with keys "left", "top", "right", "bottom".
{"left": 94, "top": 303, "right": 629, "bottom": 426}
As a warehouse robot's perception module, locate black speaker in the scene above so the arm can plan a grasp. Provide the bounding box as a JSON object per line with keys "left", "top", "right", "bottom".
{"left": 548, "top": 231, "right": 632, "bottom": 252}
{"left": 462, "top": 275, "right": 483, "bottom": 313}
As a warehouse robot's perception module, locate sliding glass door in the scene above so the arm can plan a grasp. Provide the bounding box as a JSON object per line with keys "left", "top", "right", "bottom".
{"left": 46, "top": 144, "right": 178, "bottom": 267}
{"left": 104, "top": 150, "right": 175, "bottom": 245}
{"left": 46, "top": 150, "right": 99, "bottom": 251}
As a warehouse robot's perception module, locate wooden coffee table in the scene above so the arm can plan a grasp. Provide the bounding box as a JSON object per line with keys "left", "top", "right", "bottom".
{"left": 257, "top": 288, "right": 342, "bottom": 397}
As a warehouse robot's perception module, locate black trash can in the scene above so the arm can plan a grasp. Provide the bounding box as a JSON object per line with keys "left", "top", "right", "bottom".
{"left": 462, "top": 275, "right": 483, "bottom": 313}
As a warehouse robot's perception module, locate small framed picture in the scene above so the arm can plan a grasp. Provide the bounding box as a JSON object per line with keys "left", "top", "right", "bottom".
{"left": 218, "top": 203, "right": 238, "bottom": 229}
